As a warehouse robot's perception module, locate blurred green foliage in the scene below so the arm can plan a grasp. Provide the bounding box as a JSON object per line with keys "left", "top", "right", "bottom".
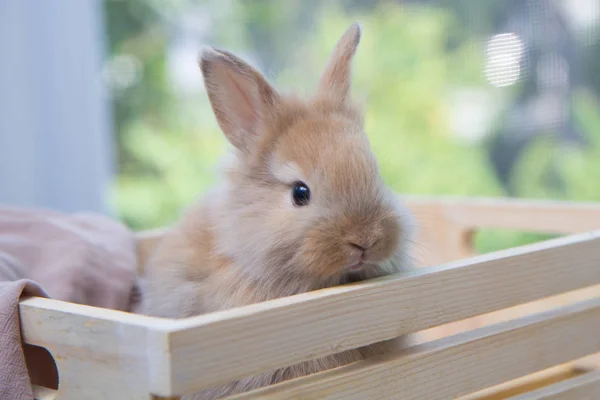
{"left": 104, "top": 0, "right": 600, "bottom": 255}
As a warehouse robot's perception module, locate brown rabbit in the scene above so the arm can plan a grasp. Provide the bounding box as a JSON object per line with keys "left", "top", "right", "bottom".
{"left": 139, "top": 23, "right": 417, "bottom": 399}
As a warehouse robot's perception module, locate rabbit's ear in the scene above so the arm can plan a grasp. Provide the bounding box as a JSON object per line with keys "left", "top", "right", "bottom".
{"left": 316, "top": 23, "right": 362, "bottom": 102}
{"left": 199, "top": 47, "right": 280, "bottom": 153}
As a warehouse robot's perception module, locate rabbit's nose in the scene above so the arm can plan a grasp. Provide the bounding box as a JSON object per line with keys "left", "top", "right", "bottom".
{"left": 348, "top": 241, "right": 368, "bottom": 252}
{"left": 347, "top": 240, "right": 376, "bottom": 259}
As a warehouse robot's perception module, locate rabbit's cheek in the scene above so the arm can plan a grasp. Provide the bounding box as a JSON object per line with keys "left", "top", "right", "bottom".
{"left": 299, "top": 231, "right": 348, "bottom": 279}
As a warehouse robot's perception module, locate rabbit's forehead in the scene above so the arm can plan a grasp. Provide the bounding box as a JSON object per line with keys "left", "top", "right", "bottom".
{"left": 269, "top": 118, "right": 380, "bottom": 195}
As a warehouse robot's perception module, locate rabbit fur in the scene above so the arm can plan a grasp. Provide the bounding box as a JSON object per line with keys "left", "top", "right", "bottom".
{"left": 138, "top": 22, "right": 418, "bottom": 399}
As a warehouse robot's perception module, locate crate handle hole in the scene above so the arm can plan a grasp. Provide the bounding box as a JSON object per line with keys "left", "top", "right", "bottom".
{"left": 24, "top": 343, "right": 59, "bottom": 391}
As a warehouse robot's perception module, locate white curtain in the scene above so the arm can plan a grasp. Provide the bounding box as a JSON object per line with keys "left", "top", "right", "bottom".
{"left": 0, "top": 0, "right": 114, "bottom": 214}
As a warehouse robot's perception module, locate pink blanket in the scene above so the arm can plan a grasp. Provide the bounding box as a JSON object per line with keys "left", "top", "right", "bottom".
{"left": 0, "top": 280, "right": 48, "bottom": 400}
{"left": 0, "top": 206, "right": 139, "bottom": 399}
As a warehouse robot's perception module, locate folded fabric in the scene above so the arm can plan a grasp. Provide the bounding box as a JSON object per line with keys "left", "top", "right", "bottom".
{"left": 0, "top": 205, "right": 141, "bottom": 399}
{"left": 0, "top": 279, "right": 48, "bottom": 400}
{"left": 0, "top": 205, "right": 139, "bottom": 311}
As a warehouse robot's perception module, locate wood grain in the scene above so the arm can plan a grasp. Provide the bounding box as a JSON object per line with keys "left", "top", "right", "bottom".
{"left": 19, "top": 197, "right": 600, "bottom": 398}
{"left": 402, "top": 196, "right": 600, "bottom": 266}
{"left": 459, "top": 365, "right": 590, "bottom": 399}
{"left": 19, "top": 297, "right": 171, "bottom": 400}
{"left": 134, "top": 197, "right": 600, "bottom": 269}
{"left": 156, "top": 230, "right": 600, "bottom": 395}
{"left": 403, "top": 196, "right": 600, "bottom": 235}
{"left": 508, "top": 370, "right": 600, "bottom": 399}
{"left": 226, "top": 297, "right": 600, "bottom": 399}
{"left": 133, "top": 197, "right": 600, "bottom": 269}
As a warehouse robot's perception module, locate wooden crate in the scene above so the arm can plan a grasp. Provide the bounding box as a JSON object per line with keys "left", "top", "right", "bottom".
{"left": 22, "top": 196, "right": 600, "bottom": 399}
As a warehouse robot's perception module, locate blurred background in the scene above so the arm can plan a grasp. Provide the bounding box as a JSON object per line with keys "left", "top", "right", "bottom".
{"left": 2, "top": 0, "right": 600, "bottom": 254}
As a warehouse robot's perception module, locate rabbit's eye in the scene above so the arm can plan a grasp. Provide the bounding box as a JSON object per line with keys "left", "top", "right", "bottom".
{"left": 292, "top": 181, "right": 311, "bottom": 206}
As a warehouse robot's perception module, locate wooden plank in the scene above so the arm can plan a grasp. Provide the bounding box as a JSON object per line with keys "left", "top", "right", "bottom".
{"left": 508, "top": 370, "right": 600, "bottom": 399}
{"left": 226, "top": 297, "right": 600, "bottom": 399}
{"left": 132, "top": 197, "right": 600, "bottom": 271}
{"left": 19, "top": 296, "right": 173, "bottom": 333}
{"left": 154, "top": 230, "right": 600, "bottom": 395}
{"left": 19, "top": 297, "right": 173, "bottom": 400}
{"left": 403, "top": 196, "right": 600, "bottom": 266}
{"left": 419, "top": 284, "right": 600, "bottom": 342}
{"left": 459, "top": 365, "right": 589, "bottom": 399}
{"left": 134, "top": 198, "right": 600, "bottom": 269}
{"left": 403, "top": 197, "right": 475, "bottom": 266}
{"left": 403, "top": 196, "right": 600, "bottom": 235}
{"left": 135, "top": 227, "right": 168, "bottom": 273}
{"left": 403, "top": 196, "right": 600, "bottom": 364}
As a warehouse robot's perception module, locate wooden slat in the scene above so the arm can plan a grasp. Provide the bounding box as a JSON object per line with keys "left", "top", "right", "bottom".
{"left": 135, "top": 227, "right": 168, "bottom": 273}
{"left": 403, "top": 197, "right": 475, "bottom": 266}
{"left": 508, "top": 370, "right": 600, "bottom": 399}
{"left": 16, "top": 197, "right": 600, "bottom": 399}
{"left": 403, "top": 196, "right": 600, "bottom": 266}
{"left": 404, "top": 196, "right": 600, "bottom": 235}
{"left": 460, "top": 365, "right": 589, "bottom": 399}
{"left": 19, "top": 297, "right": 173, "bottom": 400}
{"left": 419, "top": 284, "right": 600, "bottom": 343}
{"left": 152, "top": 230, "right": 600, "bottom": 395}
{"left": 227, "top": 297, "right": 600, "bottom": 399}
{"left": 134, "top": 198, "right": 600, "bottom": 269}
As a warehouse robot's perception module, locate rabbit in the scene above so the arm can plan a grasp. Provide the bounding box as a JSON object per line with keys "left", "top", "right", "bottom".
{"left": 138, "top": 22, "right": 418, "bottom": 400}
